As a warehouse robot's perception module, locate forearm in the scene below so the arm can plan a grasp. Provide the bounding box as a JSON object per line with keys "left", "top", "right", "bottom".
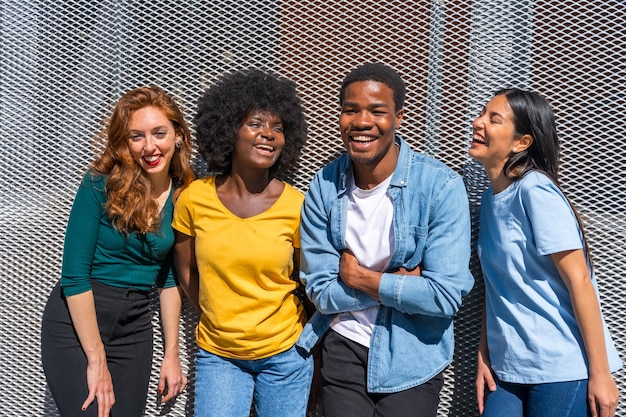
{"left": 377, "top": 269, "right": 469, "bottom": 317}
{"left": 382, "top": 177, "right": 473, "bottom": 316}
{"left": 476, "top": 304, "right": 496, "bottom": 413}
{"left": 159, "top": 286, "right": 183, "bottom": 357}
{"left": 156, "top": 285, "right": 188, "bottom": 402}
{"left": 552, "top": 250, "right": 612, "bottom": 376}
{"left": 351, "top": 269, "right": 381, "bottom": 300}
{"left": 178, "top": 270, "right": 200, "bottom": 312}
{"left": 558, "top": 251, "right": 620, "bottom": 416}
{"left": 478, "top": 304, "right": 490, "bottom": 364}
{"left": 301, "top": 250, "right": 379, "bottom": 314}
{"left": 66, "top": 291, "right": 106, "bottom": 364}
{"left": 569, "top": 282, "right": 612, "bottom": 375}
{"left": 302, "top": 271, "right": 379, "bottom": 314}
{"left": 339, "top": 251, "right": 382, "bottom": 300}
{"left": 340, "top": 245, "right": 470, "bottom": 317}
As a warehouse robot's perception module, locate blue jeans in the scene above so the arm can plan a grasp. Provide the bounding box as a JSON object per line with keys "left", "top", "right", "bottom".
{"left": 194, "top": 344, "right": 313, "bottom": 417}
{"left": 483, "top": 377, "right": 589, "bottom": 417}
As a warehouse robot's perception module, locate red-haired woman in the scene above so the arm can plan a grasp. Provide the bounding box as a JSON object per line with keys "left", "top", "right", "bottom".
{"left": 41, "top": 85, "right": 194, "bottom": 417}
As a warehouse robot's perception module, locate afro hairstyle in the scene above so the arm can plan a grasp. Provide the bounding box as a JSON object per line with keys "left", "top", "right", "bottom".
{"left": 194, "top": 68, "right": 308, "bottom": 177}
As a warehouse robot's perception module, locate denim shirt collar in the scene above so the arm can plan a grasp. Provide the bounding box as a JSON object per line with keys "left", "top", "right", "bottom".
{"left": 338, "top": 134, "right": 410, "bottom": 193}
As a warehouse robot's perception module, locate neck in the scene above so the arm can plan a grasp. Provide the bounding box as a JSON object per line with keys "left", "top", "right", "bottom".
{"left": 352, "top": 143, "right": 399, "bottom": 190}
{"left": 485, "top": 166, "right": 512, "bottom": 194}
{"left": 149, "top": 173, "right": 172, "bottom": 197}
{"left": 225, "top": 167, "right": 272, "bottom": 195}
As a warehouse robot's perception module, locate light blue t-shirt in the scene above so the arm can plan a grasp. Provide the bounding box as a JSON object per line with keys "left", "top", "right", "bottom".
{"left": 477, "top": 171, "right": 621, "bottom": 383}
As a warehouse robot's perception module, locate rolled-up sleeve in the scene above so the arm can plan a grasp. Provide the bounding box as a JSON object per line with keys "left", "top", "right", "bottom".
{"left": 300, "top": 170, "right": 379, "bottom": 315}
{"left": 378, "top": 174, "right": 474, "bottom": 317}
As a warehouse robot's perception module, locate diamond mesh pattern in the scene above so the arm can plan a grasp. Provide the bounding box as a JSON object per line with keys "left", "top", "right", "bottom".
{"left": 1, "top": 1, "right": 623, "bottom": 416}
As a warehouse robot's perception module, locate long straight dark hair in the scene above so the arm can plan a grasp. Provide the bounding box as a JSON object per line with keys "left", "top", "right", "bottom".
{"left": 497, "top": 88, "right": 593, "bottom": 266}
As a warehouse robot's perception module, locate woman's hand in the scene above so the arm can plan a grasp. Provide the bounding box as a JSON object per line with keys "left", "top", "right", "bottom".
{"left": 476, "top": 348, "right": 496, "bottom": 415}
{"left": 65, "top": 291, "right": 115, "bottom": 417}
{"left": 476, "top": 308, "right": 495, "bottom": 417}
{"left": 158, "top": 353, "right": 188, "bottom": 403}
{"left": 83, "top": 356, "right": 115, "bottom": 417}
{"left": 588, "top": 372, "right": 619, "bottom": 417}
{"left": 157, "top": 285, "right": 187, "bottom": 403}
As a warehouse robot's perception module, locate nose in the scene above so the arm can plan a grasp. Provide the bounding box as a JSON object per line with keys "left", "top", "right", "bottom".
{"left": 143, "top": 135, "right": 156, "bottom": 153}
{"left": 353, "top": 110, "right": 374, "bottom": 128}
{"left": 472, "top": 115, "right": 484, "bottom": 131}
{"left": 260, "top": 124, "right": 275, "bottom": 140}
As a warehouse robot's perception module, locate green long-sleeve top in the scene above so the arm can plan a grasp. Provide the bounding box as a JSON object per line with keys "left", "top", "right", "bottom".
{"left": 60, "top": 171, "right": 177, "bottom": 297}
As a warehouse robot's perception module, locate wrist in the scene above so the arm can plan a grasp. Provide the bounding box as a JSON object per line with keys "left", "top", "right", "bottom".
{"left": 85, "top": 347, "right": 107, "bottom": 365}
{"left": 588, "top": 366, "right": 611, "bottom": 378}
{"left": 163, "top": 345, "right": 181, "bottom": 358}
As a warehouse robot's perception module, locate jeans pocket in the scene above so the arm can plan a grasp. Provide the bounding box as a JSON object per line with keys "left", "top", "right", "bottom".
{"left": 295, "top": 344, "right": 312, "bottom": 359}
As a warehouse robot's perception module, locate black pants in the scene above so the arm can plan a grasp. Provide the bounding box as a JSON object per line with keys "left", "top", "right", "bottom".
{"left": 41, "top": 280, "right": 153, "bottom": 417}
{"left": 321, "top": 329, "right": 444, "bottom": 417}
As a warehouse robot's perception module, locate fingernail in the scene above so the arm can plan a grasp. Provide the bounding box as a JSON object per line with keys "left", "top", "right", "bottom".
{"left": 82, "top": 407, "right": 86, "bottom": 411}
{"left": 158, "top": 389, "right": 162, "bottom": 394}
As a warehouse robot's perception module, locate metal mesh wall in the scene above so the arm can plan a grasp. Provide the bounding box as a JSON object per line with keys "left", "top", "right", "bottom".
{"left": 1, "top": 1, "right": 624, "bottom": 416}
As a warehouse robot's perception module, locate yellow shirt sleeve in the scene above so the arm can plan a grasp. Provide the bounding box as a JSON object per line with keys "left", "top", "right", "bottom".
{"left": 172, "top": 182, "right": 195, "bottom": 237}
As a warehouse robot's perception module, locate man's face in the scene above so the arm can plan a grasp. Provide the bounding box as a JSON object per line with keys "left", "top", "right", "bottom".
{"left": 339, "top": 80, "right": 403, "bottom": 169}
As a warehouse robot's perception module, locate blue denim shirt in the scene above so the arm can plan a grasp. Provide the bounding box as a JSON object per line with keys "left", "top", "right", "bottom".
{"left": 296, "top": 135, "right": 474, "bottom": 393}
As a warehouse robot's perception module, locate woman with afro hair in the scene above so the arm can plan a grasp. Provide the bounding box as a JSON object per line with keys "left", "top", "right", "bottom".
{"left": 173, "top": 69, "right": 314, "bottom": 417}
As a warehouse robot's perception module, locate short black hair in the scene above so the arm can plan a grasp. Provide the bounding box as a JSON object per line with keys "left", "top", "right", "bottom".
{"left": 194, "top": 68, "right": 308, "bottom": 177}
{"left": 339, "top": 63, "right": 405, "bottom": 112}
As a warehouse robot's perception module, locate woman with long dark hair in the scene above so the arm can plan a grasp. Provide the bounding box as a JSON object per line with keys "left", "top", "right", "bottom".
{"left": 471, "top": 88, "right": 621, "bottom": 417}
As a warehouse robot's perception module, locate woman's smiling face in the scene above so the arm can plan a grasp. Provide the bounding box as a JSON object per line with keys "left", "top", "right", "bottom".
{"left": 127, "top": 105, "right": 178, "bottom": 182}
{"left": 469, "top": 94, "right": 521, "bottom": 172}
{"left": 232, "top": 110, "right": 285, "bottom": 171}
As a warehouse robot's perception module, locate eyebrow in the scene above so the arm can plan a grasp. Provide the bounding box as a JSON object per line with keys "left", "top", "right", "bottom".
{"left": 342, "top": 101, "right": 391, "bottom": 108}
{"left": 128, "top": 126, "right": 170, "bottom": 132}
{"left": 246, "top": 116, "right": 283, "bottom": 124}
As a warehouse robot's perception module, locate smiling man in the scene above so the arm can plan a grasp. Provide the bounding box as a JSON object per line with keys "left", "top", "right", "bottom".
{"left": 298, "top": 63, "right": 474, "bottom": 417}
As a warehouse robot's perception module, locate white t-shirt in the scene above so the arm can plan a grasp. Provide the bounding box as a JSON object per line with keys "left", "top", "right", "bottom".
{"left": 331, "top": 174, "right": 394, "bottom": 347}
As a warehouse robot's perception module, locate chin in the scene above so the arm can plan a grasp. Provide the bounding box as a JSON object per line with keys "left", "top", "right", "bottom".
{"left": 468, "top": 147, "right": 482, "bottom": 159}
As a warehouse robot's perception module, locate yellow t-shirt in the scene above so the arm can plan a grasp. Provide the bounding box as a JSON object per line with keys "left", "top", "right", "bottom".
{"left": 173, "top": 176, "right": 306, "bottom": 359}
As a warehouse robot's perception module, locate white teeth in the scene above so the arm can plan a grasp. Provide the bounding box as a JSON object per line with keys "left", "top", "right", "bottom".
{"left": 352, "top": 136, "right": 376, "bottom": 143}
{"left": 256, "top": 145, "right": 274, "bottom": 152}
{"left": 144, "top": 155, "right": 160, "bottom": 162}
{"left": 472, "top": 135, "right": 486, "bottom": 144}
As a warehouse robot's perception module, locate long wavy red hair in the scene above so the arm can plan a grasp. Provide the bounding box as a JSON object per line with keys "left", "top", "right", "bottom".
{"left": 92, "top": 85, "right": 194, "bottom": 234}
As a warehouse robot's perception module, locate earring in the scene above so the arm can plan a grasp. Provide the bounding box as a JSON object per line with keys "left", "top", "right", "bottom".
{"left": 513, "top": 148, "right": 517, "bottom": 153}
